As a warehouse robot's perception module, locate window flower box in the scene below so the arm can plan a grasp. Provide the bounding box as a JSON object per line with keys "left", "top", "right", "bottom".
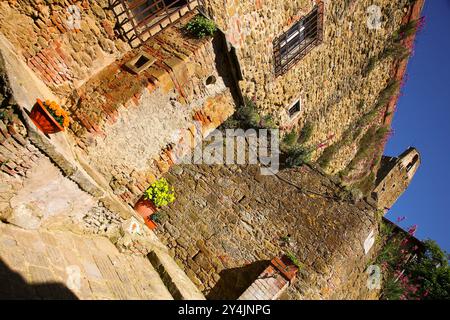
{"left": 29, "top": 99, "right": 69, "bottom": 134}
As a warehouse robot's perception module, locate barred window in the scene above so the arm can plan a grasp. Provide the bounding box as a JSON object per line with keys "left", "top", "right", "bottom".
{"left": 121, "top": 0, "right": 202, "bottom": 46}
{"left": 273, "top": 3, "right": 324, "bottom": 77}
{"left": 288, "top": 99, "right": 301, "bottom": 118}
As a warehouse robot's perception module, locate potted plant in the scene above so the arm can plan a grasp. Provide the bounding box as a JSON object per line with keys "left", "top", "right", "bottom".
{"left": 29, "top": 99, "right": 70, "bottom": 134}
{"left": 271, "top": 251, "right": 302, "bottom": 283}
{"left": 185, "top": 15, "right": 217, "bottom": 39}
{"left": 134, "top": 178, "right": 175, "bottom": 230}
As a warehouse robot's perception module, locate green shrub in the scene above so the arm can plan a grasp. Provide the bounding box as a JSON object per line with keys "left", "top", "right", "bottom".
{"left": 350, "top": 126, "right": 389, "bottom": 166}
{"left": 233, "top": 97, "right": 260, "bottom": 128}
{"left": 406, "top": 240, "right": 450, "bottom": 300}
{"left": 224, "top": 96, "right": 279, "bottom": 130}
{"left": 382, "top": 275, "right": 405, "bottom": 300}
{"left": 317, "top": 143, "right": 339, "bottom": 168}
{"left": 144, "top": 178, "right": 175, "bottom": 208}
{"left": 298, "top": 121, "right": 313, "bottom": 144}
{"left": 285, "top": 251, "right": 303, "bottom": 269}
{"left": 260, "top": 114, "right": 277, "bottom": 129}
{"left": 380, "top": 43, "right": 411, "bottom": 61}
{"left": 221, "top": 117, "right": 241, "bottom": 129}
{"left": 185, "top": 15, "right": 217, "bottom": 38}
{"left": 375, "top": 80, "right": 400, "bottom": 109}
{"left": 282, "top": 130, "right": 299, "bottom": 147}
{"left": 285, "top": 145, "right": 312, "bottom": 168}
{"left": 394, "top": 19, "right": 420, "bottom": 41}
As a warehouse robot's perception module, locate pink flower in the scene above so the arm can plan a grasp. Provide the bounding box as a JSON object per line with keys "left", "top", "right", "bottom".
{"left": 397, "top": 216, "right": 406, "bottom": 223}
{"left": 408, "top": 225, "right": 418, "bottom": 236}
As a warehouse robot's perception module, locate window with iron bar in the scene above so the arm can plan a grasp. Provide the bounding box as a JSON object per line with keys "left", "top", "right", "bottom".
{"left": 120, "top": 0, "right": 203, "bottom": 46}
{"left": 288, "top": 99, "right": 301, "bottom": 118}
{"left": 273, "top": 3, "right": 324, "bottom": 77}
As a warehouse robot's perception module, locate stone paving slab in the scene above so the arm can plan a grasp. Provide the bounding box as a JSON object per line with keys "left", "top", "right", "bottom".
{"left": 0, "top": 222, "right": 173, "bottom": 300}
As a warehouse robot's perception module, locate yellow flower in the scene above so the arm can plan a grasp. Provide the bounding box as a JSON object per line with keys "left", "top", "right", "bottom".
{"left": 63, "top": 118, "right": 70, "bottom": 127}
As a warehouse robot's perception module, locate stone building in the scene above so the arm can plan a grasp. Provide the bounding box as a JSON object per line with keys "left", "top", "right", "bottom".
{"left": 0, "top": 0, "right": 425, "bottom": 300}
{"left": 372, "top": 147, "right": 421, "bottom": 212}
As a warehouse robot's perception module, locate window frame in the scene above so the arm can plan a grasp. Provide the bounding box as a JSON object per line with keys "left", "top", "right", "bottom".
{"left": 287, "top": 99, "right": 302, "bottom": 119}
{"left": 273, "top": 2, "right": 324, "bottom": 77}
{"left": 120, "top": 0, "right": 203, "bottom": 46}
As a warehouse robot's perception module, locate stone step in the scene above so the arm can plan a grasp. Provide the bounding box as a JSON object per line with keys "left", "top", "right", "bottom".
{"left": 147, "top": 249, "right": 205, "bottom": 300}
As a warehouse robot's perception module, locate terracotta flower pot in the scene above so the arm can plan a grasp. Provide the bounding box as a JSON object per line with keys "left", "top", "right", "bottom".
{"left": 271, "top": 256, "right": 299, "bottom": 283}
{"left": 144, "top": 216, "right": 158, "bottom": 230}
{"left": 29, "top": 99, "right": 64, "bottom": 134}
{"left": 134, "top": 197, "right": 158, "bottom": 219}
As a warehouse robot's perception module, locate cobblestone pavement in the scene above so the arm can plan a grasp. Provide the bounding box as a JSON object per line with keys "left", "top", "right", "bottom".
{"left": 0, "top": 222, "right": 172, "bottom": 300}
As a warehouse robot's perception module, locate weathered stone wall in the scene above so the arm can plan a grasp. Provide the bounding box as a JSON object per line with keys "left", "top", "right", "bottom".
{"left": 0, "top": 60, "right": 123, "bottom": 236}
{"left": 0, "top": 33, "right": 206, "bottom": 301}
{"left": 0, "top": 0, "right": 421, "bottom": 188}
{"left": 155, "top": 161, "right": 381, "bottom": 299}
{"left": 67, "top": 15, "right": 237, "bottom": 206}
{"left": 203, "top": 0, "right": 415, "bottom": 173}
{"left": 0, "top": 0, "right": 130, "bottom": 96}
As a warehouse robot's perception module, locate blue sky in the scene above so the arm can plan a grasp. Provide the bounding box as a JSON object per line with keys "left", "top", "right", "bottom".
{"left": 385, "top": 0, "right": 450, "bottom": 252}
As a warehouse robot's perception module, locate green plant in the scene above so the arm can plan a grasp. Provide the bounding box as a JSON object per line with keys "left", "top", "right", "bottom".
{"left": 298, "top": 121, "right": 313, "bottom": 144}
{"left": 364, "top": 56, "right": 378, "bottom": 76}
{"left": 261, "top": 114, "right": 277, "bottom": 129}
{"left": 380, "top": 43, "right": 411, "bottom": 61}
{"left": 317, "top": 143, "right": 339, "bottom": 168}
{"left": 382, "top": 274, "right": 405, "bottom": 300}
{"left": 280, "top": 235, "right": 291, "bottom": 243}
{"left": 375, "top": 80, "right": 400, "bottom": 109}
{"left": 285, "top": 251, "right": 302, "bottom": 269}
{"left": 224, "top": 96, "right": 279, "bottom": 130}
{"left": 285, "top": 145, "right": 312, "bottom": 168}
{"left": 150, "top": 211, "right": 168, "bottom": 224}
{"left": 282, "top": 130, "right": 298, "bottom": 147}
{"left": 380, "top": 220, "right": 395, "bottom": 237}
{"left": 185, "top": 15, "right": 217, "bottom": 38}
{"left": 144, "top": 178, "right": 175, "bottom": 208}
{"left": 236, "top": 97, "right": 261, "bottom": 127}
{"left": 406, "top": 240, "right": 450, "bottom": 300}
{"left": 221, "top": 117, "right": 241, "bottom": 129}
{"left": 352, "top": 171, "right": 377, "bottom": 197}
{"left": 394, "top": 19, "right": 420, "bottom": 41}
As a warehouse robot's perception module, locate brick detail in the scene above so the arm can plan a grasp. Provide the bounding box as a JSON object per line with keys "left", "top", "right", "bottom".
{"left": 27, "top": 43, "right": 74, "bottom": 87}
{"left": 238, "top": 262, "right": 290, "bottom": 300}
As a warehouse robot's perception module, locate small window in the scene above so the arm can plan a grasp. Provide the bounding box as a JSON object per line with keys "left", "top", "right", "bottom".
{"left": 205, "top": 75, "right": 216, "bottom": 86}
{"left": 406, "top": 154, "right": 419, "bottom": 172}
{"left": 125, "top": 51, "right": 156, "bottom": 74}
{"left": 288, "top": 100, "right": 301, "bottom": 118}
{"left": 273, "top": 2, "right": 324, "bottom": 76}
